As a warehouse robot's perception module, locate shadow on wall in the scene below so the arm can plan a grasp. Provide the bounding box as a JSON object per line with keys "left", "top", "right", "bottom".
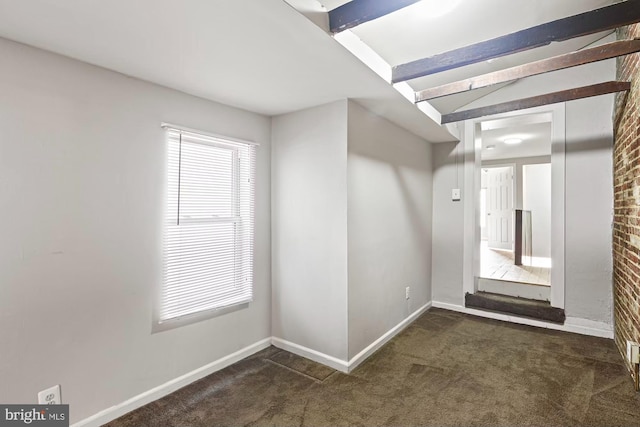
{"left": 347, "top": 109, "right": 433, "bottom": 251}
{"left": 347, "top": 150, "right": 432, "bottom": 254}
{"left": 565, "top": 136, "right": 614, "bottom": 154}
{"left": 432, "top": 134, "right": 613, "bottom": 171}
{"left": 430, "top": 141, "right": 462, "bottom": 173}
{"left": 348, "top": 138, "right": 433, "bottom": 170}
{"left": 392, "top": 165, "right": 431, "bottom": 253}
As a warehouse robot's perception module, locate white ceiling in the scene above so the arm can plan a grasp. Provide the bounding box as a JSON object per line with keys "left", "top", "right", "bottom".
{"left": 480, "top": 120, "right": 552, "bottom": 161}
{"left": 0, "top": 0, "right": 620, "bottom": 143}
{"left": 0, "top": 0, "right": 455, "bottom": 142}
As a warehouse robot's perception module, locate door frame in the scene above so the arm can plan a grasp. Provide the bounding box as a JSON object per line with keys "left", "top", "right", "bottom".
{"left": 462, "top": 103, "right": 566, "bottom": 309}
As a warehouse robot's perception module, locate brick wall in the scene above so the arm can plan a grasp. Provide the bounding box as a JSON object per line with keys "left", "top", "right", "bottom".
{"left": 614, "top": 23, "right": 640, "bottom": 373}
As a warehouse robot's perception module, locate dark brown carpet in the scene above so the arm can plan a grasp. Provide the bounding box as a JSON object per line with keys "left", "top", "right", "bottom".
{"left": 104, "top": 309, "right": 640, "bottom": 426}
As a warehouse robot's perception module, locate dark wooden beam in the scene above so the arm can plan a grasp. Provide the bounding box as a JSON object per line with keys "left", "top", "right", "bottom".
{"left": 393, "top": 0, "right": 640, "bottom": 83}
{"left": 329, "top": 0, "right": 421, "bottom": 34}
{"left": 441, "top": 81, "right": 631, "bottom": 124}
{"left": 416, "top": 39, "right": 640, "bottom": 102}
{"left": 465, "top": 292, "right": 566, "bottom": 324}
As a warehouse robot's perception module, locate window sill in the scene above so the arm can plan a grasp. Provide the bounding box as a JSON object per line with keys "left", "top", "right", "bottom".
{"left": 152, "top": 302, "right": 250, "bottom": 334}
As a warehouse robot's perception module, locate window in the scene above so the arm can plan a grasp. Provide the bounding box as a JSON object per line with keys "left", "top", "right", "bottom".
{"left": 159, "top": 125, "right": 256, "bottom": 325}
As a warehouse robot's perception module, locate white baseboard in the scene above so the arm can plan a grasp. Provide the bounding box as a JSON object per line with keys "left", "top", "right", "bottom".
{"left": 432, "top": 301, "right": 613, "bottom": 339}
{"left": 76, "top": 300, "right": 609, "bottom": 427}
{"left": 72, "top": 337, "right": 272, "bottom": 427}
{"left": 347, "top": 302, "right": 432, "bottom": 371}
{"left": 563, "top": 316, "right": 614, "bottom": 339}
{"left": 272, "top": 302, "right": 432, "bottom": 374}
{"left": 270, "top": 337, "right": 349, "bottom": 373}
{"left": 73, "top": 304, "right": 435, "bottom": 426}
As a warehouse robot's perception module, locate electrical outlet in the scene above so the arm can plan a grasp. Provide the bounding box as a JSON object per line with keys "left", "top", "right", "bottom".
{"left": 405, "top": 286, "right": 410, "bottom": 300}
{"left": 38, "top": 385, "right": 61, "bottom": 405}
{"left": 627, "top": 341, "right": 640, "bottom": 364}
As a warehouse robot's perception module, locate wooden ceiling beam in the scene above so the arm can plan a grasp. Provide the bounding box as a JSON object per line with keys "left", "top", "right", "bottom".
{"left": 416, "top": 39, "right": 640, "bottom": 102}
{"left": 393, "top": 0, "right": 640, "bottom": 83}
{"left": 440, "top": 81, "right": 631, "bottom": 124}
{"left": 329, "top": 0, "right": 421, "bottom": 34}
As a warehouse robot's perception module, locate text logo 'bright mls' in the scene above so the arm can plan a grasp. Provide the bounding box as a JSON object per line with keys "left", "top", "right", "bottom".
{"left": 0, "top": 405, "right": 68, "bottom": 426}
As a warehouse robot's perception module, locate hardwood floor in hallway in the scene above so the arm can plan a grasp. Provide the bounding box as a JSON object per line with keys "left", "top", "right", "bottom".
{"left": 480, "top": 240, "right": 550, "bottom": 286}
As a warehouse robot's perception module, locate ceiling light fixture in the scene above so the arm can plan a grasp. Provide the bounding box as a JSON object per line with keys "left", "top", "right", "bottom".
{"left": 504, "top": 138, "right": 523, "bottom": 145}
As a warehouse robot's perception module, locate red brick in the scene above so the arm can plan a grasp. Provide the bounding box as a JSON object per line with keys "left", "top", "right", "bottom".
{"left": 614, "top": 23, "right": 640, "bottom": 373}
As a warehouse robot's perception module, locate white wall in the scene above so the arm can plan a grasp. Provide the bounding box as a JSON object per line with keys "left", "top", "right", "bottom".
{"left": 431, "top": 34, "right": 615, "bottom": 324}
{"left": 271, "top": 100, "right": 434, "bottom": 364}
{"left": 564, "top": 95, "right": 614, "bottom": 324}
{"left": 271, "top": 100, "right": 349, "bottom": 362}
{"left": 523, "top": 163, "right": 551, "bottom": 258}
{"left": 431, "top": 142, "right": 465, "bottom": 305}
{"left": 0, "top": 38, "right": 272, "bottom": 423}
{"left": 347, "top": 101, "right": 432, "bottom": 359}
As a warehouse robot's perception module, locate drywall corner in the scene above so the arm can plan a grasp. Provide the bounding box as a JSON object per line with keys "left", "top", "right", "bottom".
{"left": 271, "top": 99, "right": 349, "bottom": 361}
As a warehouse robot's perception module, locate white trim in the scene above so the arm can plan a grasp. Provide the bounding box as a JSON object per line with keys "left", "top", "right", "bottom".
{"left": 71, "top": 338, "right": 272, "bottom": 427}
{"left": 73, "top": 304, "right": 436, "bottom": 426}
{"left": 347, "top": 302, "right": 432, "bottom": 371}
{"left": 549, "top": 103, "right": 566, "bottom": 309}
{"left": 563, "top": 317, "right": 614, "bottom": 339}
{"left": 71, "top": 301, "right": 612, "bottom": 427}
{"left": 463, "top": 120, "right": 482, "bottom": 296}
{"left": 330, "top": 30, "right": 443, "bottom": 127}
{"left": 332, "top": 29, "right": 392, "bottom": 83}
{"left": 160, "top": 122, "right": 259, "bottom": 146}
{"left": 271, "top": 337, "right": 349, "bottom": 373}
{"left": 431, "top": 301, "right": 613, "bottom": 338}
{"left": 272, "top": 302, "right": 433, "bottom": 374}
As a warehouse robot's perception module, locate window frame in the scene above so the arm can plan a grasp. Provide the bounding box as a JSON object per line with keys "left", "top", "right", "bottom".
{"left": 153, "top": 123, "right": 258, "bottom": 332}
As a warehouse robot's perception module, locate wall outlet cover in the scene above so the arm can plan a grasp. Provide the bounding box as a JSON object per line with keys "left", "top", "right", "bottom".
{"left": 38, "top": 385, "right": 61, "bottom": 405}
{"left": 627, "top": 341, "right": 640, "bottom": 364}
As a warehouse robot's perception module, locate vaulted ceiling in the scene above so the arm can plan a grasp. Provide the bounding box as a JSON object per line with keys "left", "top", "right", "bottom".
{"left": 316, "top": 0, "right": 619, "bottom": 113}
{"left": 0, "top": 0, "right": 635, "bottom": 144}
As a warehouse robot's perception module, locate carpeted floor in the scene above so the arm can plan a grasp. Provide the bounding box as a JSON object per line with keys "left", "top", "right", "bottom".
{"left": 104, "top": 309, "right": 640, "bottom": 426}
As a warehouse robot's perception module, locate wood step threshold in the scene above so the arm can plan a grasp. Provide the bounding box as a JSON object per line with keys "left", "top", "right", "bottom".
{"left": 465, "top": 291, "right": 565, "bottom": 324}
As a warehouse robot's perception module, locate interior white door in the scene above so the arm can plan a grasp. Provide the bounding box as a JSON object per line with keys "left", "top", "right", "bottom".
{"left": 486, "top": 166, "right": 514, "bottom": 250}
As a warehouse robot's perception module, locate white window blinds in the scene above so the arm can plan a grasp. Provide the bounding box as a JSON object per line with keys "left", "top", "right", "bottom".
{"left": 160, "top": 126, "right": 256, "bottom": 323}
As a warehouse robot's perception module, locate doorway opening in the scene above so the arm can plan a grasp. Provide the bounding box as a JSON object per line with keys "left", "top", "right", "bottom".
{"left": 478, "top": 115, "right": 552, "bottom": 301}
{"left": 463, "top": 106, "right": 565, "bottom": 316}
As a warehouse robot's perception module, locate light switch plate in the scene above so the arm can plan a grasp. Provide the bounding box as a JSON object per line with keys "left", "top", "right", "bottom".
{"left": 452, "top": 188, "right": 461, "bottom": 201}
